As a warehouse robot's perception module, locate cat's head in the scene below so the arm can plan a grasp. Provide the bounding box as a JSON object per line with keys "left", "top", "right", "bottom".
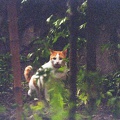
{"left": 49, "top": 49, "right": 67, "bottom": 69}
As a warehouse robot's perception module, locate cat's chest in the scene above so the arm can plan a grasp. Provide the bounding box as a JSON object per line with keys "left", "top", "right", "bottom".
{"left": 50, "top": 69, "right": 67, "bottom": 80}
{"left": 40, "top": 61, "right": 67, "bottom": 80}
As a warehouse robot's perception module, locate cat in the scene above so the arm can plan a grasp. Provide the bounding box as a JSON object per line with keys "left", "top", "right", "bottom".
{"left": 24, "top": 49, "right": 68, "bottom": 101}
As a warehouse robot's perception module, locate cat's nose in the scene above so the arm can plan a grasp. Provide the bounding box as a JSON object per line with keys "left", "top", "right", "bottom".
{"left": 56, "top": 62, "right": 59, "bottom": 65}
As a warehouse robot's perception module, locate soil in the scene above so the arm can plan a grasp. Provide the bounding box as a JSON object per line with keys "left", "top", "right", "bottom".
{"left": 0, "top": 85, "right": 120, "bottom": 120}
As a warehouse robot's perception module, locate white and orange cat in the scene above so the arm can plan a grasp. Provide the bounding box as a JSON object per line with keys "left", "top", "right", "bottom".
{"left": 24, "top": 49, "right": 67, "bottom": 101}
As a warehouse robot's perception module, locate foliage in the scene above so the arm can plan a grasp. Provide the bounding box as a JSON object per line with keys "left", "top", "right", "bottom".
{"left": 0, "top": 104, "right": 6, "bottom": 113}
{"left": 48, "top": 78, "right": 69, "bottom": 120}
{"left": 23, "top": 10, "right": 86, "bottom": 119}
{"left": 22, "top": 66, "right": 120, "bottom": 119}
{"left": 23, "top": 102, "right": 45, "bottom": 120}
{"left": 0, "top": 53, "right": 13, "bottom": 90}
{"left": 21, "top": 0, "right": 87, "bottom": 67}
{"left": 2, "top": 0, "right": 120, "bottom": 119}
{"left": 21, "top": 15, "right": 70, "bottom": 68}
{"left": 102, "top": 72, "right": 120, "bottom": 98}
{"left": 77, "top": 68, "right": 88, "bottom": 105}
{"left": 77, "top": 68, "right": 102, "bottom": 107}
{"left": 46, "top": 15, "right": 69, "bottom": 41}
{"left": 77, "top": 67, "right": 120, "bottom": 118}
{"left": 23, "top": 66, "right": 70, "bottom": 120}
{"left": 101, "top": 72, "right": 120, "bottom": 117}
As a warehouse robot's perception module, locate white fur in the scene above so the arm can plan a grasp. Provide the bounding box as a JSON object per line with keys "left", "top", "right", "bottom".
{"left": 28, "top": 54, "right": 68, "bottom": 101}
{"left": 52, "top": 53, "right": 62, "bottom": 65}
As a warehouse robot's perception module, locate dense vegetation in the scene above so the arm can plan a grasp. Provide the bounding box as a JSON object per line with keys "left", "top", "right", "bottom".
{"left": 0, "top": 0, "right": 120, "bottom": 119}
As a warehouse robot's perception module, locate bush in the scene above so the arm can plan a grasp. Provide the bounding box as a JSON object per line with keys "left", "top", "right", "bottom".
{"left": 0, "top": 53, "right": 13, "bottom": 92}
{"left": 102, "top": 71, "right": 120, "bottom": 118}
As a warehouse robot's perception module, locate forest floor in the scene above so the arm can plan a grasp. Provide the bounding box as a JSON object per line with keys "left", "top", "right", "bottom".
{"left": 0, "top": 84, "right": 120, "bottom": 120}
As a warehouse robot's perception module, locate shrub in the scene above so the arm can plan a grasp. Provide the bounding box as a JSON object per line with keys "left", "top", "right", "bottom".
{"left": 0, "top": 53, "right": 13, "bottom": 92}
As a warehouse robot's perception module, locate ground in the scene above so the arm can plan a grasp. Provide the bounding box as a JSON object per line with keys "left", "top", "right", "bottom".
{"left": 0, "top": 84, "right": 120, "bottom": 120}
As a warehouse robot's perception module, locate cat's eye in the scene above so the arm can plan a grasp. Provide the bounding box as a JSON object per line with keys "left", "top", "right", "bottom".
{"left": 53, "top": 57, "right": 56, "bottom": 60}
{"left": 59, "top": 57, "right": 62, "bottom": 60}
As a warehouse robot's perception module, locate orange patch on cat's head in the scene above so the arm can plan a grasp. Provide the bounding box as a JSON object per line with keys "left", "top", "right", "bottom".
{"left": 49, "top": 49, "right": 67, "bottom": 60}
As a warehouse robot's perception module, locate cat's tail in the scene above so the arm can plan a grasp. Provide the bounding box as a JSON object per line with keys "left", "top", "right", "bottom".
{"left": 24, "top": 65, "right": 33, "bottom": 82}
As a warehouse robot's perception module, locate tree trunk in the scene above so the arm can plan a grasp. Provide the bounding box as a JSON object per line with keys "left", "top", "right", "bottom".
{"left": 7, "top": 0, "right": 22, "bottom": 120}
{"left": 68, "top": 0, "right": 78, "bottom": 119}
{"left": 109, "top": 26, "right": 120, "bottom": 70}
{"left": 86, "top": 0, "right": 98, "bottom": 113}
{"left": 86, "top": 0, "right": 97, "bottom": 72}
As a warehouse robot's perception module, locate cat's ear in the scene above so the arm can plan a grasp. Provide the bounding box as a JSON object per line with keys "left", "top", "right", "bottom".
{"left": 49, "top": 49, "right": 54, "bottom": 54}
{"left": 63, "top": 49, "right": 67, "bottom": 56}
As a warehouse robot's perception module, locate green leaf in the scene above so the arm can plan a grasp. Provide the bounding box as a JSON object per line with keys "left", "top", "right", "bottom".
{"left": 53, "top": 17, "right": 68, "bottom": 28}
{"left": 27, "top": 53, "right": 33, "bottom": 59}
{"left": 106, "top": 91, "right": 113, "bottom": 97}
{"left": 96, "top": 99, "right": 101, "bottom": 106}
{"left": 80, "top": 0, "right": 87, "bottom": 12}
{"left": 101, "top": 44, "right": 111, "bottom": 52}
{"left": 0, "top": 105, "right": 6, "bottom": 113}
{"left": 79, "top": 23, "right": 86, "bottom": 29}
{"left": 117, "top": 44, "right": 120, "bottom": 49}
{"left": 33, "top": 113, "right": 42, "bottom": 120}
{"left": 57, "top": 66, "right": 66, "bottom": 72}
{"left": 46, "top": 15, "right": 53, "bottom": 23}
{"left": 30, "top": 102, "right": 44, "bottom": 111}
{"left": 108, "top": 97, "right": 117, "bottom": 105}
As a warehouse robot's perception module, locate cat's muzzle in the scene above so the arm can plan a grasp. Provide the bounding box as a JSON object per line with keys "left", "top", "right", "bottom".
{"left": 53, "top": 63, "right": 61, "bottom": 68}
